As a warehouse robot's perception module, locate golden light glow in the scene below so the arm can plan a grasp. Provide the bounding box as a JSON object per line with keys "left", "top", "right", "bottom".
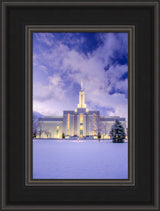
{"left": 80, "top": 113, "right": 83, "bottom": 123}
{"left": 80, "top": 113, "right": 83, "bottom": 137}
{"left": 93, "top": 113, "right": 96, "bottom": 135}
{"left": 67, "top": 113, "right": 70, "bottom": 135}
{"left": 57, "top": 125, "right": 59, "bottom": 138}
{"left": 104, "top": 134, "right": 110, "bottom": 139}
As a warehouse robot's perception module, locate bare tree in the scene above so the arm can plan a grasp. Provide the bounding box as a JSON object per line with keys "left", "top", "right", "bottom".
{"left": 32, "top": 117, "right": 39, "bottom": 138}
{"left": 32, "top": 112, "right": 44, "bottom": 138}
{"left": 37, "top": 124, "right": 51, "bottom": 138}
{"left": 44, "top": 129, "right": 51, "bottom": 138}
{"left": 89, "top": 114, "right": 104, "bottom": 140}
{"left": 95, "top": 115, "right": 104, "bottom": 134}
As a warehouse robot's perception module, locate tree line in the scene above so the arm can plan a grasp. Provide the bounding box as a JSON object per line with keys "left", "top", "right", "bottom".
{"left": 33, "top": 116, "right": 126, "bottom": 143}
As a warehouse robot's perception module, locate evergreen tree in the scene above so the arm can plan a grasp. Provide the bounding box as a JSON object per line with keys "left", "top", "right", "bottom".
{"left": 109, "top": 119, "right": 126, "bottom": 143}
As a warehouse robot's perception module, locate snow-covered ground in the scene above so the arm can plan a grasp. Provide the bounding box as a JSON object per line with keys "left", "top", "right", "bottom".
{"left": 33, "top": 139, "right": 128, "bottom": 179}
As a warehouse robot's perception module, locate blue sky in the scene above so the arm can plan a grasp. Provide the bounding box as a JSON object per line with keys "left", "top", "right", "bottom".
{"left": 33, "top": 32, "right": 128, "bottom": 123}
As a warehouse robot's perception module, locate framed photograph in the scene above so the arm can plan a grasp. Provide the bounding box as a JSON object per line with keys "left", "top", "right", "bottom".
{"left": 28, "top": 26, "right": 134, "bottom": 185}
{"left": 1, "top": 0, "right": 159, "bottom": 210}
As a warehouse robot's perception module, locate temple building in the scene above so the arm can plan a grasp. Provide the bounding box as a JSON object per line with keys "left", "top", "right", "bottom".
{"left": 37, "top": 80, "right": 126, "bottom": 139}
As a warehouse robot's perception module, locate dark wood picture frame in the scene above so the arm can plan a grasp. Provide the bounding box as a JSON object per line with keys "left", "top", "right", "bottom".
{"left": 0, "top": 0, "right": 159, "bottom": 210}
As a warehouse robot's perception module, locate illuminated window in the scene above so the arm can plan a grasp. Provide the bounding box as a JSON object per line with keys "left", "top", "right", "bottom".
{"left": 80, "top": 113, "right": 83, "bottom": 123}
{"left": 57, "top": 125, "right": 59, "bottom": 138}
{"left": 67, "top": 113, "right": 70, "bottom": 135}
{"left": 80, "top": 113, "right": 83, "bottom": 137}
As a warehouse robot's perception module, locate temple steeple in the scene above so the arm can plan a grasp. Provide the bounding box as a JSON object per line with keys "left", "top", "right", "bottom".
{"left": 81, "top": 79, "right": 83, "bottom": 91}
{"left": 77, "top": 79, "right": 86, "bottom": 109}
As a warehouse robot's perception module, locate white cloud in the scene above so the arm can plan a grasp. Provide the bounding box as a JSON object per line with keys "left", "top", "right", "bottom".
{"left": 33, "top": 33, "right": 128, "bottom": 124}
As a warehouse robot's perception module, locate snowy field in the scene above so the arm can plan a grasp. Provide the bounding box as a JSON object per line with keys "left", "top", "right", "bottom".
{"left": 33, "top": 139, "right": 128, "bottom": 179}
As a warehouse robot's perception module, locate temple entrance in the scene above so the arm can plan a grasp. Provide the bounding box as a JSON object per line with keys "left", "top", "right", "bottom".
{"left": 80, "top": 129, "right": 83, "bottom": 138}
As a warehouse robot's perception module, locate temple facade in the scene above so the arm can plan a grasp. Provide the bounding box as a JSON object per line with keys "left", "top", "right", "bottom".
{"left": 37, "top": 80, "right": 126, "bottom": 139}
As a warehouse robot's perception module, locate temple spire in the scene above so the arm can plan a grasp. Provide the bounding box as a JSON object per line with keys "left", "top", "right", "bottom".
{"left": 81, "top": 79, "right": 83, "bottom": 91}
{"left": 77, "top": 79, "right": 86, "bottom": 109}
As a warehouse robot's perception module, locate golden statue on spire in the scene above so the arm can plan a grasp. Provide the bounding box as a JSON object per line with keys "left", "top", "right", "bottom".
{"left": 81, "top": 79, "right": 83, "bottom": 90}
{"left": 77, "top": 79, "right": 86, "bottom": 109}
